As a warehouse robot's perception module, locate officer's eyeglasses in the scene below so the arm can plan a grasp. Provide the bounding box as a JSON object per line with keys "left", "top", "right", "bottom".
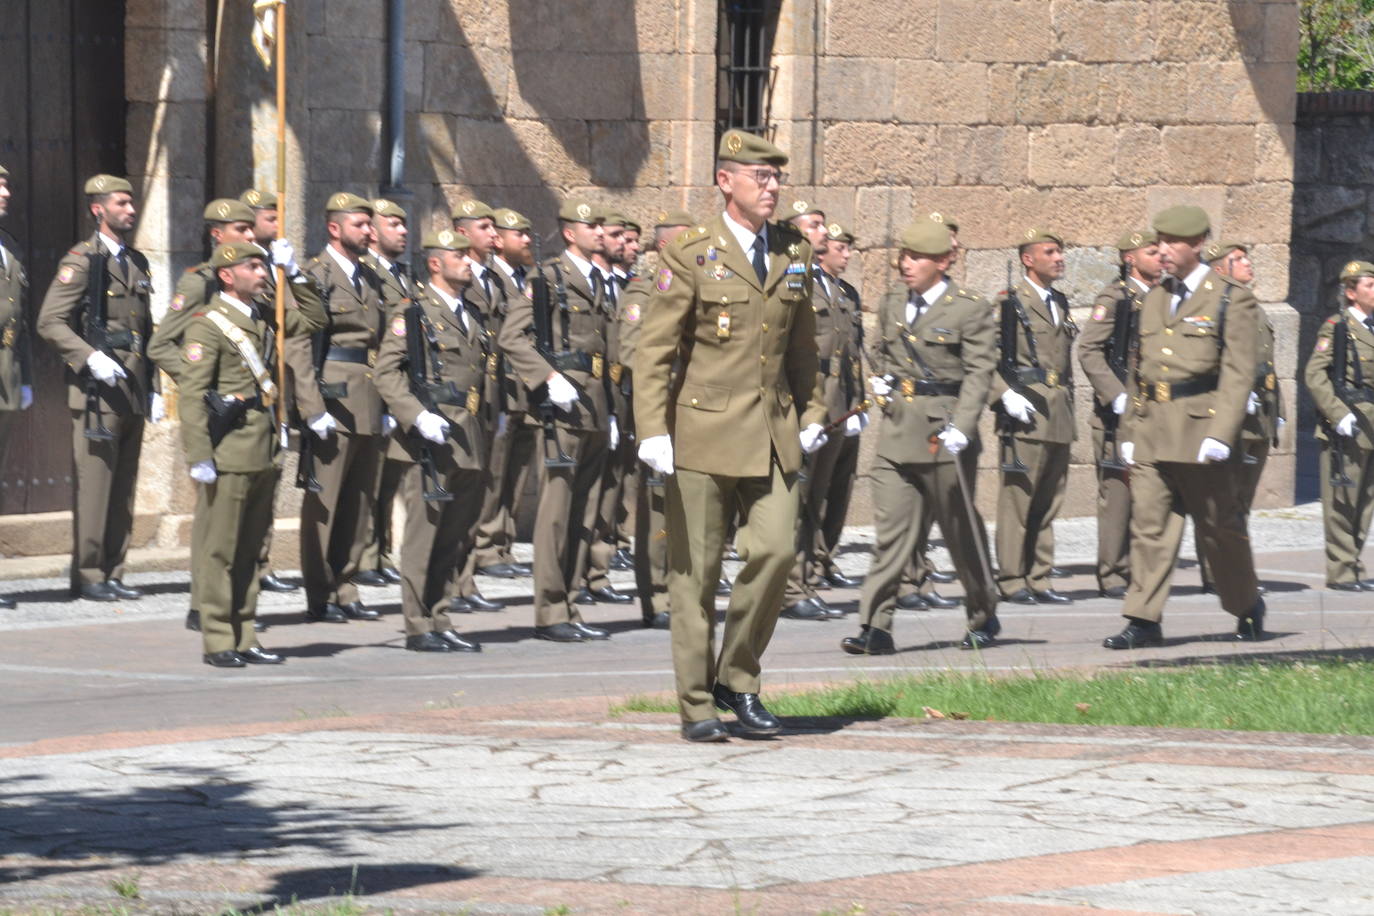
{"left": 739, "top": 168, "right": 785, "bottom": 187}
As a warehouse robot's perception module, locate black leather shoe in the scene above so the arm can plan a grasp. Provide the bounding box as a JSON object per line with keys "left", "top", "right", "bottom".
{"left": 928, "top": 569, "right": 956, "bottom": 584}
{"left": 78, "top": 582, "right": 120, "bottom": 602}
{"left": 534, "top": 623, "right": 587, "bottom": 642}
{"left": 712, "top": 685, "right": 781, "bottom": 737}
{"left": 406, "top": 632, "right": 452, "bottom": 652}
{"left": 1050, "top": 566, "right": 1070, "bottom": 578}
{"left": 572, "top": 620, "right": 612, "bottom": 640}
{"left": 306, "top": 603, "right": 348, "bottom": 623}
{"left": 573, "top": 587, "right": 597, "bottom": 606}
{"left": 477, "top": 563, "right": 521, "bottom": 578}
{"left": 340, "top": 601, "right": 381, "bottom": 620}
{"left": 716, "top": 577, "right": 732, "bottom": 596}
{"left": 960, "top": 615, "right": 1002, "bottom": 650}
{"left": 0, "top": 595, "right": 14, "bottom": 609}
{"left": 1328, "top": 581, "right": 1364, "bottom": 592}
{"left": 259, "top": 572, "right": 298, "bottom": 593}
{"left": 781, "top": 598, "right": 829, "bottom": 620}
{"left": 438, "top": 629, "right": 481, "bottom": 652}
{"left": 816, "top": 596, "right": 846, "bottom": 619}
{"left": 1358, "top": 579, "right": 1374, "bottom": 591}
{"left": 840, "top": 627, "right": 896, "bottom": 656}
{"left": 645, "top": 611, "right": 671, "bottom": 629}
{"left": 511, "top": 562, "right": 533, "bottom": 576}
{"left": 381, "top": 566, "right": 403, "bottom": 584}
{"left": 203, "top": 650, "right": 246, "bottom": 668}
{"left": 1032, "top": 589, "right": 1073, "bottom": 605}
{"left": 352, "top": 569, "right": 388, "bottom": 587}
{"left": 896, "top": 593, "right": 930, "bottom": 611}
{"left": 724, "top": 547, "right": 741, "bottom": 562}
{"left": 465, "top": 593, "right": 503, "bottom": 611}
{"left": 682, "top": 718, "right": 729, "bottom": 743}
{"left": 240, "top": 645, "right": 283, "bottom": 664}
{"left": 1002, "top": 588, "right": 1038, "bottom": 605}
{"left": 824, "top": 572, "right": 863, "bottom": 589}
{"left": 1098, "top": 585, "right": 1128, "bottom": 599}
{"left": 253, "top": 618, "right": 267, "bottom": 632}
{"left": 106, "top": 579, "right": 144, "bottom": 599}
{"left": 923, "top": 590, "right": 961, "bottom": 609}
{"left": 610, "top": 549, "right": 634, "bottom": 571}
{"left": 1103, "top": 618, "right": 1164, "bottom": 650}
{"left": 185, "top": 609, "right": 201, "bottom": 631}
{"left": 1200, "top": 582, "right": 1217, "bottom": 595}
{"left": 449, "top": 597, "right": 474, "bottom": 613}
{"left": 1236, "top": 599, "right": 1267, "bottom": 641}
{"left": 587, "top": 585, "right": 634, "bottom": 604}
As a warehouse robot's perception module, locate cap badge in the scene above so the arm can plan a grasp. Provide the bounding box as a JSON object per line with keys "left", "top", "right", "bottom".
{"left": 93, "top": 176, "right": 107, "bottom": 191}
{"left": 462, "top": 201, "right": 476, "bottom": 215}
{"left": 438, "top": 230, "right": 456, "bottom": 246}
{"left": 726, "top": 133, "right": 743, "bottom": 154}
{"left": 576, "top": 204, "right": 591, "bottom": 221}
{"left": 827, "top": 223, "right": 841, "bottom": 237}
{"left": 1347, "top": 261, "right": 1362, "bottom": 273}
{"left": 216, "top": 202, "right": 231, "bottom": 219}
{"left": 245, "top": 190, "right": 261, "bottom": 206}
{"left": 929, "top": 212, "right": 944, "bottom": 224}
{"left": 504, "top": 213, "right": 518, "bottom": 227}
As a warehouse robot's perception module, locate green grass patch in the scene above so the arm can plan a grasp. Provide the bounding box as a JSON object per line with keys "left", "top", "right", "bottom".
{"left": 614, "top": 659, "right": 1374, "bottom": 735}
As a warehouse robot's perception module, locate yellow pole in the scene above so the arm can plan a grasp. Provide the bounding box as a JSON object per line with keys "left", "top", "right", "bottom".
{"left": 273, "top": 0, "right": 288, "bottom": 438}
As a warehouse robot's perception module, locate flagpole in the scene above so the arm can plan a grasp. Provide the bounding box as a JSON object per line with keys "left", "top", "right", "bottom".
{"left": 273, "top": 0, "right": 288, "bottom": 439}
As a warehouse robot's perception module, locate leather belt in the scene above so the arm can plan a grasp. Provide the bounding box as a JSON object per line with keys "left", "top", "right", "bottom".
{"left": 897, "top": 378, "right": 962, "bottom": 397}
{"left": 1140, "top": 374, "right": 1218, "bottom": 402}
{"left": 104, "top": 329, "right": 139, "bottom": 351}
{"left": 325, "top": 346, "right": 377, "bottom": 366}
{"left": 551, "top": 350, "right": 604, "bottom": 378}
{"left": 1013, "top": 366, "right": 1061, "bottom": 388}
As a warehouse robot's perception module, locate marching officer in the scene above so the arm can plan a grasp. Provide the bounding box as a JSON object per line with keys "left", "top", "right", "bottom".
{"left": 1107, "top": 205, "right": 1265, "bottom": 648}
{"left": 992, "top": 228, "right": 1077, "bottom": 606}
{"left": 841, "top": 219, "right": 1000, "bottom": 655}
{"left": 0, "top": 165, "right": 32, "bottom": 609}
{"left": 176, "top": 242, "right": 326, "bottom": 666}
{"left": 634, "top": 130, "right": 828, "bottom": 742}
{"left": 498, "top": 198, "right": 615, "bottom": 643}
{"left": 1077, "top": 229, "right": 1160, "bottom": 598}
{"left": 1304, "top": 260, "right": 1374, "bottom": 592}
{"left": 285, "top": 193, "right": 387, "bottom": 623}
{"left": 373, "top": 229, "right": 487, "bottom": 653}
{"left": 38, "top": 174, "right": 162, "bottom": 602}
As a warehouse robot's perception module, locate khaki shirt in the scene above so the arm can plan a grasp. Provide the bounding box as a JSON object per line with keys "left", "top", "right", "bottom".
{"left": 37, "top": 233, "right": 157, "bottom": 415}
{"left": 990, "top": 278, "right": 1077, "bottom": 444}
{"left": 1306, "top": 309, "right": 1374, "bottom": 448}
{"left": 633, "top": 213, "right": 826, "bottom": 478}
{"left": 1078, "top": 276, "right": 1147, "bottom": 432}
{"left": 0, "top": 241, "right": 31, "bottom": 411}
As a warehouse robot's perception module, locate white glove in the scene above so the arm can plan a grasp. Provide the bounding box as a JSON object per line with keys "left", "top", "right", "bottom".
{"left": 546, "top": 372, "right": 578, "bottom": 410}
{"left": 86, "top": 350, "right": 127, "bottom": 386}
{"left": 1246, "top": 391, "right": 1260, "bottom": 415}
{"left": 868, "top": 375, "right": 892, "bottom": 397}
{"left": 415, "top": 410, "right": 450, "bottom": 444}
{"left": 148, "top": 392, "right": 166, "bottom": 424}
{"left": 1121, "top": 441, "right": 1135, "bottom": 466}
{"left": 938, "top": 425, "right": 969, "bottom": 455}
{"left": 189, "top": 460, "right": 218, "bottom": 484}
{"left": 609, "top": 415, "right": 620, "bottom": 450}
{"left": 19, "top": 385, "right": 33, "bottom": 410}
{"left": 1277, "top": 416, "right": 1286, "bottom": 436}
{"left": 844, "top": 412, "right": 868, "bottom": 437}
{"left": 1337, "top": 413, "right": 1358, "bottom": 437}
{"left": 1197, "top": 437, "right": 1231, "bottom": 463}
{"left": 1000, "top": 389, "right": 1036, "bottom": 424}
{"left": 308, "top": 412, "right": 338, "bottom": 439}
{"left": 381, "top": 414, "right": 397, "bottom": 436}
{"left": 800, "top": 423, "right": 828, "bottom": 455}
{"left": 496, "top": 411, "right": 509, "bottom": 438}
{"left": 638, "top": 434, "right": 674, "bottom": 476}
{"left": 270, "top": 238, "right": 299, "bottom": 277}
{"left": 1112, "top": 392, "right": 1128, "bottom": 415}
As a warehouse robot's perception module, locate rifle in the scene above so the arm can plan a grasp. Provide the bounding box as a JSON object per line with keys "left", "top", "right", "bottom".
{"left": 80, "top": 251, "right": 115, "bottom": 441}
{"left": 1326, "top": 317, "right": 1357, "bottom": 489}
{"left": 293, "top": 324, "right": 327, "bottom": 493}
{"left": 994, "top": 262, "right": 1029, "bottom": 474}
{"left": 1098, "top": 265, "right": 1135, "bottom": 471}
{"left": 404, "top": 298, "right": 458, "bottom": 502}
{"left": 528, "top": 232, "right": 576, "bottom": 469}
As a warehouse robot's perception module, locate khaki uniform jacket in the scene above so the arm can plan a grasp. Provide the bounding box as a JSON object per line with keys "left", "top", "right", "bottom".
{"left": 177, "top": 288, "right": 327, "bottom": 471}
{"left": 37, "top": 233, "right": 157, "bottom": 415}
{"left": 633, "top": 214, "right": 826, "bottom": 478}
{"left": 486, "top": 259, "right": 531, "bottom": 415}
{"left": 0, "top": 242, "right": 32, "bottom": 411}
{"left": 616, "top": 276, "right": 651, "bottom": 372}
{"left": 1306, "top": 309, "right": 1374, "bottom": 448}
{"left": 813, "top": 270, "right": 865, "bottom": 420}
{"left": 1078, "top": 276, "right": 1146, "bottom": 432}
{"left": 990, "top": 278, "right": 1076, "bottom": 444}
{"left": 374, "top": 284, "right": 489, "bottom": 470}
{"left": 1241, "top": 306, "right": 1284, "bottom": 444}
{"left": 499, "top": 251, "right": 613, "bottom": 433}
{"left": 286, "top": 249, "right": 387, "bottom": 435}
{"left": 1126, "top": 269, "right": 1259, "bottom": 464}
{"left": 871, "top": 283, "right": 996, "bottom": 466}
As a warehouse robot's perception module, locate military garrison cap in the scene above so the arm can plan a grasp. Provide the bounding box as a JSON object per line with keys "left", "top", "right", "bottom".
{"left": 602, "top": 211, "right": 631, "bottom": 228}
{"left": 623, "top": 217, "right": 642, "bottom": 233}
{"left": 718, "top": 130, "right": 788, "bottom": 166}
{"left": 372, "top": 198, "right": 408, "bottom": 220}
{"left": 1153, "top": 205, "right": 1210, "bottom": 238}
{"left": 558, "top": 198, "right": 601, "bottom": 224}
{"left": 452, "top": 198, "right": 494, "bottom": 221}
{"left": 1340, "top": 260, "right": 1374, "bottom": 282}
{"left": 825, "top": 222, "right": 855, "bottom": 245}
{"left": 897, "top": 220, "right": 953, "bottom": 256}
{"left": 788, "top": 200, "right": 824, "bottom": 219}
{"left": 1117, "top": 229, "right": 1157, "bottom": 253}
{"left": 421, "top": 229, "right": 471, "bottom": 252}
{"left": 325, "top": 192, "right": 372, "bottom": 214}
{"left": 202, "top": 198, "right": 256, "bottom": 224}
{"left": 494, "top": 208, "right": 531, "bottom": 231}
{"left": 654, "top": 209, "right": 695, "bottom": 229}
{"left": 925, "top": 211, "right": 959, "bottom": 232}
{"left": 209, "top": 242, "right": 268, "bottom": 268}
{"left": 1019, "top": 227, "right": 1064, "bottom": 249}
{"left": 84, "top": 174, "right": 133, "bottom": 195}
{"left": 0, "top": 165, "right": 8, "bottom": 178}
{"left": 240, "top": 188, "right": 277, "bottom": 209}
{"left": 1203, "top": 240, "right": 1246, "bottom": 262}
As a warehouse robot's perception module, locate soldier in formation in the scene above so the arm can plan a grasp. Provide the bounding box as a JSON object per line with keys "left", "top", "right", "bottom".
{"left": 0, "top": 165, "right": 31, "bottom": 610}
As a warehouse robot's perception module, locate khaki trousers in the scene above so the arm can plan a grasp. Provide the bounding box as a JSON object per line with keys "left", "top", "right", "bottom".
{"left": 1092, "top": 425, "right": 1132, "bottom": 591}
{"left": 360, "top": 453, "right": 405, "bottom": 572}
{"left": 633, "top": 463, "right": 670, "bottom": 621}
{"left": 784, "top": 431, "right": 857, "bottom": 602}
{"left": 1320, "top": 438, "right": 1374, "bottom": 585}
{"left": 1123, "top": 460, "right": 1259, "bottom": 623}
{"left": 1197, "top": 438, "right": 1268, "bottom": 590}
{"left": 667, "top": 460, "right": 798, "bottom": 722}
{"left": 300, "top": 432, "right": 380, "bottom": 609}
{"left": 472, "top": 414, "right": 537, "bottom": 567}
{"left": 70, "top": 409, "right": 144, "bottom": 590}
{"left": 399, "top": 461, "right": 483, "bottom": 636}
{"left": 585, "top": 431, "right": 629, "bottom": 591}
{"left": 196, "top": 468, "right": 276, "bottom": 654}
{"left": 995, "top": 438, "right": 1069, "bottom": 594}
{"left": 532, "top": 425, "right": 607, "bottom": 626}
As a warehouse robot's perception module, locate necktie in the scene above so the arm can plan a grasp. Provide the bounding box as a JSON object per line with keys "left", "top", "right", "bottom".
{"left": 481, "top": 268, "right": 492, "bottom": 302}
{"left": 590, "top": 269, "right": 604, "bottom": 302}
{"left": 603, "top": 273, "right": 618, "bottom": 307}
{"left": 1170, "top": 277, "right": 1189, "bottom": 316}
{"left": 513, "top": 266, "right": 527, "bottom": 289}
{"left": 391, "top": 262, "right": 405, "bottom": 288}
{"left": 751, "top": 235, "right": 767, "bottom": 286}
{"left": 1045, "top": 291, "right": 1058, "bottom": 328}
{"left": 351, "top": 269, "right": 362, "bottom": 297}
{"left": 1364, "top": 317, "right": 1374, "bottom": 336}
{"left": 0, "top": 243, "right": 7, "bottom": 274}
{"left": 115, "top": 247, "right": 129, "bottom": 282}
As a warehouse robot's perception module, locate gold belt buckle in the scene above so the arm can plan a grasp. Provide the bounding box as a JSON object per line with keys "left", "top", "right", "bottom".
{"left": 466, "top": 386, "right": 480, "bottom": 416}
{"left": 367, "top": 348, "right": 378, "bottom": 368}
{"left": 610, "top": 362, "right": 623, "bottom": 384}
{"left": 591, "top": 353, "right": 604, "bottom": 379}
{"left": 486, "top": 353, "right": 498, "bottom": 376}
{"left": 900, "top": 378, "right": 916, "bottom": 399}
{"left": 1265, "top": 372, "right": 1276, "bottom": 391}
{"left": 1, "top": 326, "right": 14, "bottom": 348}
{"left": 1045, "top": 369, "right": 1059, "bottom": 387}
{"left": 1155, "top": 381, "right": 1171, "bottom": 402}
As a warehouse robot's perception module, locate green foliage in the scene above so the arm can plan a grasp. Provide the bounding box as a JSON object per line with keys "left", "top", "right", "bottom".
{"left": 109, "top": 875, "right": 140, "bottom": 900}
{"left": 1299, "top": 0, "right": 1374, "bottom": 91}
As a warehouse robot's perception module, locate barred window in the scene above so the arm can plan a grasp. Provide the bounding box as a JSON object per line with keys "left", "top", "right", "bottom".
{"left": 715, "top": 0, "right": 781, "bottom": 143}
